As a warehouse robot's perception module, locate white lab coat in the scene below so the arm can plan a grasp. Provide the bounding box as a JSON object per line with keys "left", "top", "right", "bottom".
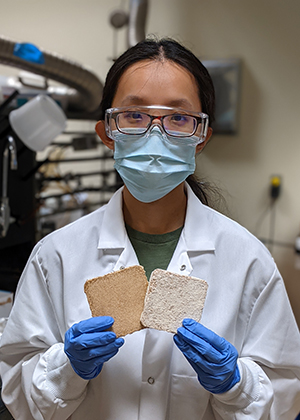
{"left": 1, "top": 184, "right": 300, "bottom": 420}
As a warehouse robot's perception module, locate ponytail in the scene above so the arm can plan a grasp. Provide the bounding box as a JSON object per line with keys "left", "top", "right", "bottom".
{"left": 186, "top": 174, "right": 228, "bottom": 214}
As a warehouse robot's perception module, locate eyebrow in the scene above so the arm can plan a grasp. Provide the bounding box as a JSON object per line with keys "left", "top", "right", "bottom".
{"left": 120, "top": 96, "right": 195, "bottom": 110}
{"left": 167, "top": 99, "right": 195, "bottom": 110}
{"left": 120, "top": 96, "right": 145, "bottom": 106}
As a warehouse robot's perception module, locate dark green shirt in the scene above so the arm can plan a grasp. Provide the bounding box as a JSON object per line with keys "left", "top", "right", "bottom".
{"left": 125, "top": 224, "right": 183, "bottom": 280}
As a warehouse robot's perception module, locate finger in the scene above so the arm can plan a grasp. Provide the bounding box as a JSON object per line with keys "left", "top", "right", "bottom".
{"left": 93, "top": 348, "right": 120, "bottom": 364}
{"left": 182, "top": 319, "right": 228, "bottom": 352}
{"left": 174, "top": 334, "right": 220, "bottom": 375}
{"left": 177, "top": 327, "right": 223, "bottom": 363}
{"left": 69, "top": 331, "right": 118, "bottom": 351}
{"left": 174, "top": 334, "right": 200, "bottom": 364}
{"left": 73, "top": 337, "right": 124, "bottom": 361}
{"left": 70, "top": 316, "right": 115, "bottom": 337}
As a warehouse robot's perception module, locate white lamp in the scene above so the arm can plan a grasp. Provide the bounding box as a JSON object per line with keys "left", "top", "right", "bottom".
{"left": 9, "top": 94, "right": 66, "bottom": 152}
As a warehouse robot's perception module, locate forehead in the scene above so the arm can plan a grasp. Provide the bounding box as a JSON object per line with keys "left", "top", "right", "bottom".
{"left": 112, "top": 59, "right": 201, "bottom": 111}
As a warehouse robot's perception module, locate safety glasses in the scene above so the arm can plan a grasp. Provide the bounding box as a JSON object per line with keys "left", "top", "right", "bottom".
{"left": 105, "top": 105, "right": 209, "bottom": 145}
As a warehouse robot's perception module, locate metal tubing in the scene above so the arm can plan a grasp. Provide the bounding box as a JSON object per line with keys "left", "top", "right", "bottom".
{"left": 127, "top": 0, "right": 148, "bottom": 47}
{"left": 0, "top": 36, "right": 103, "bottom": 118}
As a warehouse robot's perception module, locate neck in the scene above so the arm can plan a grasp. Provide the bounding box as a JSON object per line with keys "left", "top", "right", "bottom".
{"left": 123, "top": 183, "right": 187, "bottom": 234}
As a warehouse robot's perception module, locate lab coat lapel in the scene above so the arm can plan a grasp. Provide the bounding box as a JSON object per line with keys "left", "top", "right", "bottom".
{"left": 168, "top": 183, "right": 215, "bottom": 276}
{"left": 97, "top": 187, "right": 139, "bottom": 271}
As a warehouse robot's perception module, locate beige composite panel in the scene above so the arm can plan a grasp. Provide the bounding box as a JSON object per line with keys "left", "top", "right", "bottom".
{"left": 84, "top": 265, "right": 148, "bottom": 338}
{"left": 140, "top": 268, "right": 208, "bottom": 334}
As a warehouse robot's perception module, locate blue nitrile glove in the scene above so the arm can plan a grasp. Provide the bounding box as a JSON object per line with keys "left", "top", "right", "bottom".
{"left": 174, "top": 318, "right": 240, "bottom": 394}
{"left": 64, "top": 316, "right": 124, "bottom": 380}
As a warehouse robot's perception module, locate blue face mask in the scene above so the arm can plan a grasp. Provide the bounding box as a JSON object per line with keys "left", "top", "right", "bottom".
{"left": 113, "top": 127, "right": 196, "bottom": 203}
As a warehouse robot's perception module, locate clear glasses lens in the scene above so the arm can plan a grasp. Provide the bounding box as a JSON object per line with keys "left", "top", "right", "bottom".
{"left": 117, "top": 112, "right": 150, "bottom": 135}
{"left": 163, "top": 114, "right": 197, "bottom": 137}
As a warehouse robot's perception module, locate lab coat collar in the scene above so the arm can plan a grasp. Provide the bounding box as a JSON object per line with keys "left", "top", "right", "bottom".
{"left": 166, "top": 183, "right": 215, "bottom": 276}
{"left": 183, "top": 183, "right": 216, "bottom": 252}
{"left": 97, "top": 186, "right": 127, "bottom": 250}
{"left": 97, "top": 183, "right": 215, "bottom": 271}
{"left": 97, "top": 187, "right": 139, "bottom": 271}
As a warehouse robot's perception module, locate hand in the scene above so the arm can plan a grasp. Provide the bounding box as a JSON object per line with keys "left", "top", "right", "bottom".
{"left": 174, "top": 318, "right": 240, "bottom": 394}
{"left": 64, "top": 316, "right": 124, "bottom": 380}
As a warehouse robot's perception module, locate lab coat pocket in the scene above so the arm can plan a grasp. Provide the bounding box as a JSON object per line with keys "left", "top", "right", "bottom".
{"left": 168, "top": 374, "right": 211, "bottom": 420}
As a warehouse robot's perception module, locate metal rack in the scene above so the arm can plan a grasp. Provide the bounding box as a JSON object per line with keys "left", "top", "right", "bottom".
{"left": 0, "top": 92, "right": 121, "bottom": 292}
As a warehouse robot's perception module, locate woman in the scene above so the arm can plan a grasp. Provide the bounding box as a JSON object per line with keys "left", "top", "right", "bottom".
{"left": 1, "top": 38, "right": 300, "bottom": 420}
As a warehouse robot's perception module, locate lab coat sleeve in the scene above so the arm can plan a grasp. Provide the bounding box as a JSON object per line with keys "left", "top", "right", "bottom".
{"left": 211, "top": 267, "right": 300, "bottom": 420}
{"left": 0, "top": 243, "right": 88, "bottom": 420}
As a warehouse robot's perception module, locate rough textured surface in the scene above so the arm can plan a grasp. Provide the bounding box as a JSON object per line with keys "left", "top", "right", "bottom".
{"left": 84, "top": 265, "right": 148, "bottom": 337}
{"left": 140, "top": 269, "right": 208, "bottom": 334}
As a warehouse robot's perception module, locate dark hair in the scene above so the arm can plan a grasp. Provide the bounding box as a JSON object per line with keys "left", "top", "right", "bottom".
{"left": 99, "top": 37, "right": 215, "bottom": 122}
{"left": 99, "top": 37, "right": 220, "bottom": 208}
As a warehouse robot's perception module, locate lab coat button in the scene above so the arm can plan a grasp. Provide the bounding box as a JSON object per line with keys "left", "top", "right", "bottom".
{"left": 180, "top": 264, "right": 186, "bottom": 271}
{"left": 147, "top": 377, "right": 155, "bottom": 385}
{"left": 120, "top": 266, "right": 125, "bottom": 270}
